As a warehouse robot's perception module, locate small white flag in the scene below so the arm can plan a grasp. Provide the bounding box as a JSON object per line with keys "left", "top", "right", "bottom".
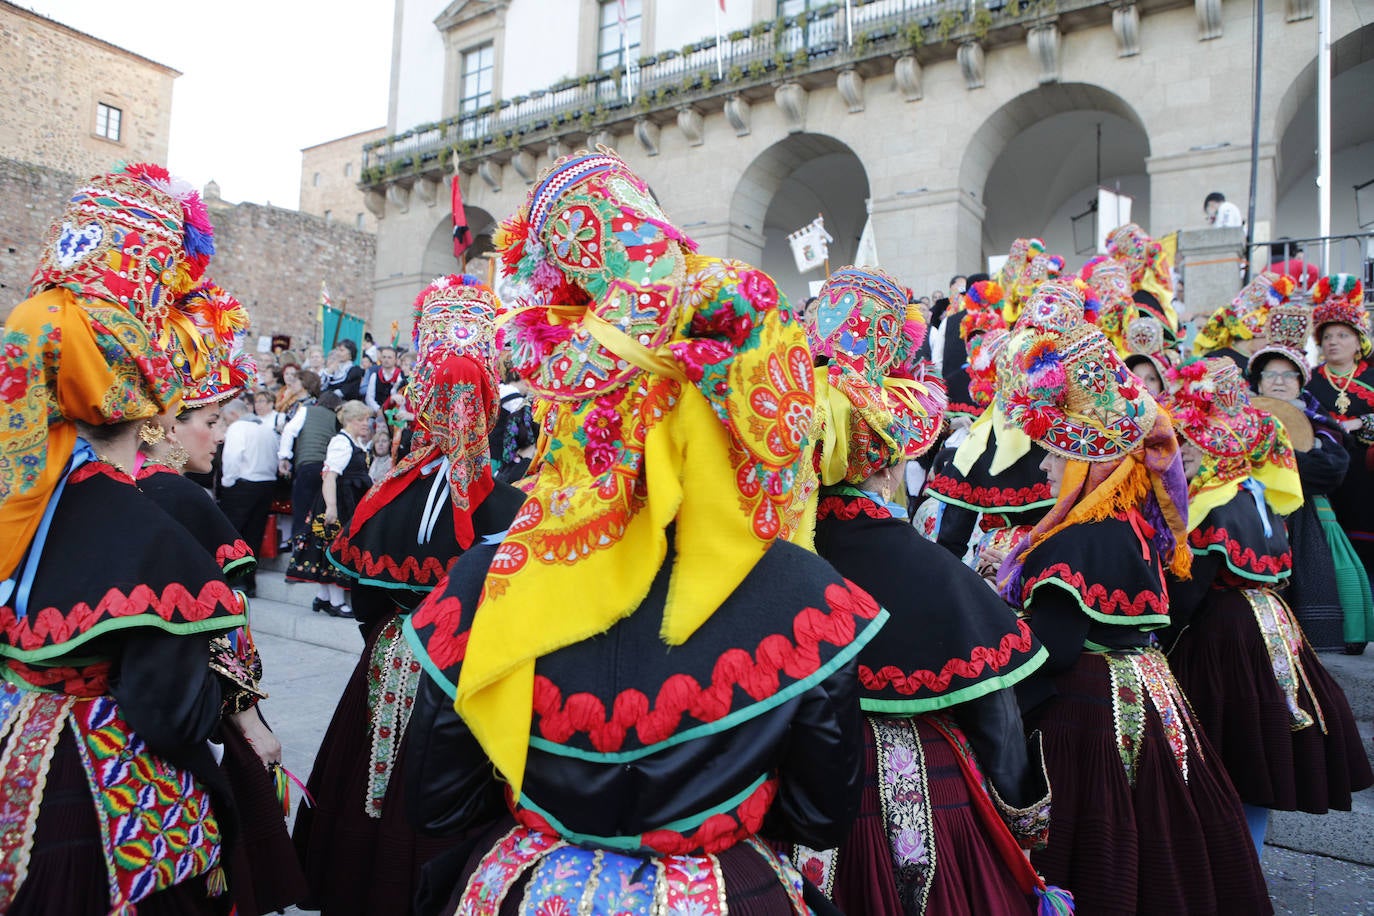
{"left": 855, "top": 216, "right": 878, "bottom": 268}
{"left": 787, "top": 216, "right": 833, "bottom": 274}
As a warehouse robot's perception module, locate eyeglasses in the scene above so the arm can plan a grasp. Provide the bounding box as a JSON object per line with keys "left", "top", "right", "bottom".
{"left": 1259, "top": 370, "right": 1301, "bottom": 382}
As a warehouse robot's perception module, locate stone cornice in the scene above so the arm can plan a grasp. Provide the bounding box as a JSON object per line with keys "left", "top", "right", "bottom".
{"left": 434, "top": 0, "right": 510, "bottom": 33}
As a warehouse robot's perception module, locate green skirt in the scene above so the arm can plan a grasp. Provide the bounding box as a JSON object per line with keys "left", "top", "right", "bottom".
{"left": 1314, "top": 495, "right": 1374, "bottom": 643}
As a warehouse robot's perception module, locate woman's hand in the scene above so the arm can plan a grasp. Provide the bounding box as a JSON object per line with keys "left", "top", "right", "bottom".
{"left": 229, "top": 707, "right": 282, "bottom": 768}
{"left": 323, "top": 504, "right": 338, "bottom": 525}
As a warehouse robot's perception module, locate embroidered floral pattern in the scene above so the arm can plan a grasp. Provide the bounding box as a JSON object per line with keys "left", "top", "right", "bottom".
{"left": 364, "top": 618, "right": 424, "bottom": 817}
{"left": 1105, "top": 649, "right": 1202, "bottom": 785}
{"left": 1242, "top": 588, "right": 1326, "bottom": 733}
{"left": 871, "top": 716, "right": 936, "bottom": 913}
{"left": 0, "top": 688, "right": 69, "bottom": 911}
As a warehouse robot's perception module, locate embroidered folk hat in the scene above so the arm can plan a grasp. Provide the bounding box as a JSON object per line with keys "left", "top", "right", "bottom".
{"left": 958, "top": 279, "right": 1008, "bottom": 343}
{"left": 996, "top": 279, "right": 1157, "bottom": 463}
{"left": 1249, "top": 299, "right": 1314, "bottom": 386}
{"left": 1105, "top": 223, "right": 1175, "bottom": 321}
{"left": 453, "top": 148, "right": 815, "bottom": 791}
{"left": 1311, "top": 274, "right": 1370, "bottom": 358}
{"left": 999, "top": 238, "right": 1064, "bottom": 324}
{"left": 1122, "top": 314, "right": 1176, "bottom": 388}
{"left": 809, "top": 265, "right": 946, "bottom": 485}
{"left": 1166, "top": 357, "right": 1302, "bottom": 527}
{"left": 1193, "top": 271, "right": 1296, "bottom": 357}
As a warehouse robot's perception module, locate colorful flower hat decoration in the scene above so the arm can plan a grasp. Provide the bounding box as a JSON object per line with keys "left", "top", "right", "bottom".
{"left": 996, "top": 278, "right": 1157, "bottom": 462}
{"left": 1122, "top": 314, "right": 1176, "bottom": 388}
{"left": 447, "top": 148, "right": 816, "bottom": 793}
{"left": 958, "top": 279, "right": 1008, "bottom": 343}
{"left": 352, "top": 274, "right": 502, "bottom": 552}
{"left": 29, "top": 162, "right": 215, "bottom": 328}
{"left": 1311, "top": 274, "right": 1370, "bottom": 358}
{"left": 1079, "top": 256, "right": 1136, "bottom": 353}
{"left": 160, "top": 280, "right": 255, "bottom": 408}
{"left": 967, "top": 326, "right": 1009, "bottom": 409}
{"left": 809, "top": 265, "right": 947, "bottom": 485}
{"left": 1192, "top": 271, "right": 1296, "bottom": 356}
{"left": 999, "top": 238, "right": 1065, "bottom": 324}
{"left": 1250, "top": 298, "right": 1314, "bottom": 385}
{"left": 1165, "top": 357, "right": 1302, "bottom": 526}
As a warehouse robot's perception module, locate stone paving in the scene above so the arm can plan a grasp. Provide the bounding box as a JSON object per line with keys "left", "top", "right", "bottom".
{"left": 250, "top": 580, "right": 1374, "bottom": 914}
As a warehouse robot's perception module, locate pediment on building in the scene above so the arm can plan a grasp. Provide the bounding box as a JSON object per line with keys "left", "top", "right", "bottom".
{"left": 434, "top": 0, "right": 509, "bottom": 33}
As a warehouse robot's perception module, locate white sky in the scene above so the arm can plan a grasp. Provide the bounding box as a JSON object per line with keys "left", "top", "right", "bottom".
{"left": 19, "top": 0, "right": 394, "bottom": 209}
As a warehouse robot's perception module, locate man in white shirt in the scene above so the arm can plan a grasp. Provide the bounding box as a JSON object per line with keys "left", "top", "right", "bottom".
{"left": 219, "top": 397, "right": 281, "bottom": 597}
{"left": 1203, "top": 191, "right": 1244, "bottom": 228}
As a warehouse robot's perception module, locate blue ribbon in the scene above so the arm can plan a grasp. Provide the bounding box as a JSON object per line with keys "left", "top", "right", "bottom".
{"left": 1240, "top": 477, "right": 1273, "bottom": 538}
{"left": 0, "top": 438, "right": 96, "bottom": 620}
{"left": 858, "top": 487, "right": 909, "bottom": 519}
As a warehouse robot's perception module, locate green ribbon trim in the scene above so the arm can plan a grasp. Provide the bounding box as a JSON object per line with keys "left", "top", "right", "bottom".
{"left": 859, "top": 644, "right": 1048, "bottom": 714}
{"left": 0, "top": 613, "right": 247, "bottom": 665}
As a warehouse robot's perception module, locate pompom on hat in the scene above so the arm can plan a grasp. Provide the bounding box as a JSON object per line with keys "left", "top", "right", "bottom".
{"left": 161, "top": 280, "right": 255, "bottom": 408}
{"left": 809, "top": 265, "right": 947, "bottom": 486}
{"left": 999, "top": 238, "right": 1065, "bottom": 323}
{"left": 958, "top": 280, "right": 1008, "bottom": 343}
{"left": 1311, "top": 274, "right": 1370, "bottom": 358}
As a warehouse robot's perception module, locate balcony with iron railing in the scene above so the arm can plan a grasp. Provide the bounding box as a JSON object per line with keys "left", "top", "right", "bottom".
{"left": 359, "top": 0, "right": 1184, "bottom": 189}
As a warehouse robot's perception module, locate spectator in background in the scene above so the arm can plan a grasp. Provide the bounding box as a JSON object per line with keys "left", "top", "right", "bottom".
{"left": 321, "top": 340, "right": 364, "bottom": 400}
{"left": 280, "top": 389, "right": 343, "bottom": 534}
{"left": 364, "top": 346, "right": 405, "bottom": 411}
{"left": 363, "top": 331, "right": 381, "bottom": 364}
{"left": 304, "top": 344, "right": 326, "bottom": 373}
{"left": 1204, "top": 191, "right": 1244, "bottom": 228}
{"left": 1269, "top": 238, "right": 1321, "bottom": 289}
{"left": 220, "top": 397, "right": 282, "bottom": 597}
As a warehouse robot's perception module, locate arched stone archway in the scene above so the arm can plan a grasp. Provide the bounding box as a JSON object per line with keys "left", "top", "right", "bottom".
{"left": 729, "top": 133, "right": 870, "bottom": 306}
{"left": 960, "top": 84, "right": 1152, "bottom": 271}
{"left": 419, "top": 205, "right": 499, "bottom": 280}
{"left": 1273, "top": 22, "right": 1374, "bottom": 261}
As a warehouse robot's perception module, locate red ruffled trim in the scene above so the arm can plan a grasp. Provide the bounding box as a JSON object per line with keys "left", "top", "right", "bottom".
{"left": 928, "top": 475, "right": 1053, "bottom": 507}
{"left": 816, "top": 495, "right": 890, "bottom": 521}
{"left": 69, "top": 462, "right": 134, "bottom": 485}
{"left": 410, "top": 594, "right": 469, "bottom": 669}
{"left": 1189, "top": 524, "right": 1293, "bottom": 577}
{"left": 946, "top": 400, "right": 984, "bottom": 417}
{"left": 858, "top": 617, "right": 1036, "bottom": 695}
{"left": 1, "top": 580, "right": 240, "bottom": 653}
{"left": 510, "top": 777, "right": 779, "bottom": 856}
{"left": 1022, "top": 562, "right": 1167, "bottom": 618}
{"left": 4, "top": 659, "right": 111, "bottom": 696}
{"left": 530, "top": 582, "right": 881, "bottom": 752}
{"left": 215, "top": 539, "right": 253, "bottom": 568}
{"left": 331, "top": 537, "right": 455, "bottom": 586}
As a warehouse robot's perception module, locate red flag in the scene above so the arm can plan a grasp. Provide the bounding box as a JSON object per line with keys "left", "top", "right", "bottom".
{"left": 451, "top": 172, "right": 470, "bottom": 260}
{"left": 719, "top": 0, "right": 726, "bottom": 10}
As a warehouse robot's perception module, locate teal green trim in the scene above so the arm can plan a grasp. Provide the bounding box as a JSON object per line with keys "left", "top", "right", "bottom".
{"left": 515, "top": 772, "right": 772, "bottom": 852}
{"left": 859, "top": 644, "right": 1049, "bottom": 714}
{"left": 927, "top": 491, "right": 1057, "bottom": 514}
{"left": 0, "top": 612, "right": 248, "bottom": 665}
{"left": 404, "top": 606, "right": 891, "bottom": 764}
{"left": 1083, "top": 639, "right": 1115, "bottom": 653}
{"left": 325, "top": 548, "right": 427, "bottom": 593}
{"left": 526, "top": 607, "right": 889, "bottom": 764}
{"left": 221, "top": 556, "right": 256, "bottom": 578}
{"left": 1027, "top": 577, "right": 1169, "bottom": 630}
{"left": 1190, "top": 542, "right": 1288, "bottom": 585}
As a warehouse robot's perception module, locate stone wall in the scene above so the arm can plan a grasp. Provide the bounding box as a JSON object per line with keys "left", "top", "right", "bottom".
{"left": 299, "top": 128, "right": 386, "bottom": 234}
{"left": 1, "top": 157, "right": 377, "bottom": 350}
{"left": 0, "top": 1, "right": 176, "bottom": 178}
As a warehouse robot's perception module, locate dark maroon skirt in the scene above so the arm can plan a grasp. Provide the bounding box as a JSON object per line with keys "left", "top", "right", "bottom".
{"left": 1026, "top": 651, "right": 1272, "bottom": 916}
{"left": 291, "top": 615, "right": 465, "bottom": 915}
{"left": 1168, "top": 588, "right": 1373, "bottom": 811}
{"left": 819, "top": 715, "right": 1033, "bottom": 915}
{"left": 218, "top": 720, "right": 308, "bottom": 915}
{"left": 9, "top": 729, "right": 226, "bottom": 916}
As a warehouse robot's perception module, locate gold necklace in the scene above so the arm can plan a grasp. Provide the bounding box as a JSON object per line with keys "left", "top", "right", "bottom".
{"left": 1324, "top": 364, "right": 1359, "bottom": 415}
{"left": 96, "top": 453, "right": 137, "bottom": 481}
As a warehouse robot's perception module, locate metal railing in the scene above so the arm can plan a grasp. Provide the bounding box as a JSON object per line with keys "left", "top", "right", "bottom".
{"left": 360, "top": 0, "right": 1068, "bottom": 183}
{"left": 1245, "top": 232, "right": 1374, "bottom": 298}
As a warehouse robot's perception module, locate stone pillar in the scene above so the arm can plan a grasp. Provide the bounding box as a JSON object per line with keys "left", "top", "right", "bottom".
{"left": 866, "top": 188, "right": 985, "bottom": 294}
{"left": 1176, "top": 227, "right": 1246, "bottom": 320}
{"left": 1145, "top": 144, "right": 1276, "bottom": 242}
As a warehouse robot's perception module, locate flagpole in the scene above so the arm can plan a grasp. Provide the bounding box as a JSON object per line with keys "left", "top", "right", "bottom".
{"left": 845, "top": 0, "right": 853, "bottom": 46}
{"left": 714, "top": 0, "right": 725, "bottom": 80}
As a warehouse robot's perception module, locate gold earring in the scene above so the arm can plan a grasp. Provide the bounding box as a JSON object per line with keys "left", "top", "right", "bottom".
{"left": 138, "top": 423, "right": 166, "bottom": 446}
{"left": 164, "top": 443, "right": 191, "bottom": 472}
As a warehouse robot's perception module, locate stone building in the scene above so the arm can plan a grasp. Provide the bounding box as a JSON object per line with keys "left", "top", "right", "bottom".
{"left": 360, "top": 0, "right": 1374, "bottom": 335}
{"left": 300, "top": 127, "right": 387, "bottom": 233}
{"left": 0, "top": 0, "right": 177, "bottom": 178}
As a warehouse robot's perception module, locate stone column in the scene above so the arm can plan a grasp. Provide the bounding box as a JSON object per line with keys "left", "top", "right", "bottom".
{"left": 865, "top": 188, "right": 986, "bottom": 294}
{"left": 1145, "top": 144, "right": 1277, "bottom": 242}
{"left": 1176, "top": 226, "right": 1246, "bottom": 320}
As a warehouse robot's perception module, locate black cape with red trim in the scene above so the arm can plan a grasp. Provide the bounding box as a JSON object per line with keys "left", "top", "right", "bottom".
{"left": 1187, "top": 489, "right": 1293, "bottom": 586}
{"left": 814, "top": 488, "right": 1044, "bottom": 714}
{"left": 926, "top": 440, "right": 1054, "bottom": 516}
{"left": 137, "top": 465, "right": 256, "bottom": 577}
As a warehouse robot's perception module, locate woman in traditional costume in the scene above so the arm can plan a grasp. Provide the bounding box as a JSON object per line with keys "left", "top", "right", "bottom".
{"left": 795, "top": 266, "right": 1058, "bottom": 915}
{"left": 1163, "top": 356, "right": 1372, "bottom": 854}
{"left": 135, "top": 279, "right": 308, "bottom": 915}
{"left": 286, "top": 399, "right": 375, "bottom": 616}
{"left": 1305, "top": 275, "right": 1374, "bottom": 654}
{"left": 400, "top": 149, "right": 882, "bottom": 915}
{"left": 1247, "top": 301, "right": 1369, "bottom": 652}
{"left": 292, "top": 275, "right": 524, "bottom": 916}
{"left": 0, "top": 164, "right": 247, "bottom": 914}
{"left": 994, "top": 279, "right": 1271, "bottom": 915}
{"left": 1191, "top": 272, "right": 1293, "bottom": 374}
